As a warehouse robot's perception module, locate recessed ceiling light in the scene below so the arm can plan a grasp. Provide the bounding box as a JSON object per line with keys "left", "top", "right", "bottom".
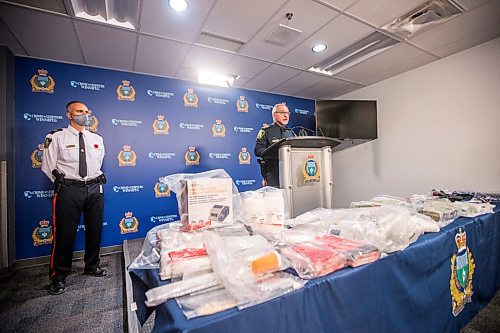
{"left": 312, "top": 44, "right": 327, "bottom": 53}
{"left": 169, "top": 0, "right": 188, "bottom": 11}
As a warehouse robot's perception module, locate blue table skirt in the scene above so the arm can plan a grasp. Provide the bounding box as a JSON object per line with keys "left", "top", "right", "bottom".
{"left": 131, "top": 204, "right": 500, "bottom": 333}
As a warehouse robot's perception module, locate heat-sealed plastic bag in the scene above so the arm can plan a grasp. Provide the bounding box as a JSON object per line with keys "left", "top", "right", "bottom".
{"left": 235, "top": 186, "right": 288, "bottom": 226}
{"left": 176, "top": 286, "right": 239, "bottom": 319}
{"left": 160, "top": 169, "right": 241, "bottom": 231}
{"left": 280, "top": 242, "right": 348, "bottom": 279}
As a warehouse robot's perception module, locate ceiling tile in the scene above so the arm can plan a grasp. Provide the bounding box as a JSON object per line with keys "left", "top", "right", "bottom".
{"left": 140, "top": 0, "right": 216, "bottom": 43}
{"left": 345, "top": 0, "right": 423, "bottom": 27}
{"left": 135, "top": 35, "right": 190, "bottom": 77}
{"left": 272, "top": 71, "right": 328, "bottom": 95}
{"left": 455, "top": 0, "right": 492, "bottom": 11}
{"left": 244, "top": 64, "right": 301, "bottom": 91}
{"left": 181, "top": 45, "right": 235, "bottom": 73}
{"left": 360, "top": 52, "right": 438, "bottom": 86}
{"left": 279, "top": 13, "right": 373, "bottom": 69}
{"left": 314, "top": 0, "right": 359, "bottom": 11}
{"left": 0, "top": 3, "right": 84, "bottom": 62}
{"left": 202, "top": 0, "right": 286, "bottom": 42}
{"left": 240, "top": 0, "right": 338, "bottom": 62}
{"left": 75, "top": 21, "right": 136, "bottom": 71}
{"left": 226, "top": 56, "right": 271, "bottom": 78}
{"left": 409, "top": 1, "right": 500, "bottom": 52}
{"left": 335, "top": 43, "right": 434, "bottom": 83}
{"left": 175, "top": 67, "right": 198, "bottom": 83}
{"left": 295, "top": 77, "right": 363, "bottom": 99}
{"left": 0, "top": 18, "right": 26, "bottom": 55}
{"left": 431, "top": 23, "right": 500, "bottom": 58}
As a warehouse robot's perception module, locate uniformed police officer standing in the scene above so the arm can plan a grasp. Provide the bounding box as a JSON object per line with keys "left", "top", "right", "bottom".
{"left": 41, "top": 101, "right": 107, "bottom": 295}
{"left": 254, "top": 103, "right": 295, "bottom": 187}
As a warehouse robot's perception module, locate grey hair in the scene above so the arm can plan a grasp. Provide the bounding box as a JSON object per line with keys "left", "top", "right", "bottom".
{"left": 272, "top": 102, "right": 286, "bottom": 114}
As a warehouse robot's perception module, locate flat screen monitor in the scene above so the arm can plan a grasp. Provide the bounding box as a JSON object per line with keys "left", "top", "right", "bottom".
{"left": 315, "top": 100, "right": 377, "bottom": 139}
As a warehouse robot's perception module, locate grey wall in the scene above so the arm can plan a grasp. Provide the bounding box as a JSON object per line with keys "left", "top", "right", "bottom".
{"left": 332, "top": 37, "right": 500, "bottom": 208}
{"left": 0, "top": 45, "right": 16, "bottom": 272}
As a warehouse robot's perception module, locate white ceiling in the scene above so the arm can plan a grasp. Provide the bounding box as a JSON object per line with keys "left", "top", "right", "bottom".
{"left": 1, "top": 0, "right": 499, "bottom": 100}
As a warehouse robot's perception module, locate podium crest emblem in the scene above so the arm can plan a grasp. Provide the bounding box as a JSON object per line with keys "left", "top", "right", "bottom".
{"left": 303, "top": 155, "right": 320, "bottom": 183}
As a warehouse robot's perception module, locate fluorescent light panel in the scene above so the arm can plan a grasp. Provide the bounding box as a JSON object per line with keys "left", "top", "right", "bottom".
{"left": 198, "top": 70, "right": 237, "bottom": 88}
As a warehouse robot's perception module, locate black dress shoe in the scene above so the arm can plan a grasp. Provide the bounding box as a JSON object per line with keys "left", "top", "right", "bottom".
{"left": 49, "top": 280, "right": 66, "bottom": 295}
{"left": 84, "top": 266, "right": 107, "bottom": 277}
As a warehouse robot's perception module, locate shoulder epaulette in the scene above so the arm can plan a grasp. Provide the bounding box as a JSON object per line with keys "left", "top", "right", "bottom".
{"left": 261, "top": 124, "right": 271, "bottom": 130}
{"left": 48, "top": 128, "right": 64, "bottom": 135}
{"left": 88, "top": 130, "right": 102, "bottom": 137}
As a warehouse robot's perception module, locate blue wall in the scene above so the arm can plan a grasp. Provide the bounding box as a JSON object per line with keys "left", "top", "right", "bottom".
{"left": 14, "top": 56, "right": 315, "bottom": 260}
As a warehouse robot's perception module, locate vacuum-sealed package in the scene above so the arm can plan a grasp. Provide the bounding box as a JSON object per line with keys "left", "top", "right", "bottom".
{"left": 313, "top": 234, "right": 380, "bottom": 267}
{"left": 236, "top": 186, "right": 288, "bottom": 226}
{"left": 161, "top": 169, "right": 238, "bottom": 232}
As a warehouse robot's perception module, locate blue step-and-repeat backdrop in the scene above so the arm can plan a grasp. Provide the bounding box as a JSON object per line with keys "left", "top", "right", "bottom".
{"left": 14, "top": 56, "right": 315, "bottom": 260}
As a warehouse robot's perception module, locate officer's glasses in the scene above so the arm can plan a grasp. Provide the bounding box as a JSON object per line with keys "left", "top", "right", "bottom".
{"left": 275, "top": 112, "right": 290, "bottom": 116}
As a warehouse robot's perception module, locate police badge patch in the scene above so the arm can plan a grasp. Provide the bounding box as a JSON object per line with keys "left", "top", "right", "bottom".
{"left": 119, "top": 211, "right": 139, "bottom": 234}
{"left": 153, "top": 115, "right": 170, "bottom": 135}
{"left": 212, "top": 119, "right": 226, "bottom": 137}
{"left": 117, "top": 80, "right": 136, "bottom": 101}
{"left": 303, "top": 155, "right": 320, "bottom": 183}
{"left": 118, "top": 145, "right": 137, "bottom": 166}
{"left": 30, "top": 69, "right": 55, "bottom": 93}
{"left": 237, "top": 96, "right": 249, "bottom": 112}
{"left": 31, "top": 143, "right": 44, "bottom": 168}
{"left": 183, "top": 88, "right": 198, "bottom": 107}
{"left": 185, "top": 146, "right": 200, "bottom": 165}
{"left": 238, "top": 147, "right": 251, "bottom": 165}
{"left": 450, "top": 228, "right": 475, "bottom": 316}
{"left": 32, "top": 220, "right": 53, "bottom": 246}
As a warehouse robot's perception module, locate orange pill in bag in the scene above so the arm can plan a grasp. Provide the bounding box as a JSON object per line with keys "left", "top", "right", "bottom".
{"left": 251, "top": 252, "right": 280, "bottom": 274}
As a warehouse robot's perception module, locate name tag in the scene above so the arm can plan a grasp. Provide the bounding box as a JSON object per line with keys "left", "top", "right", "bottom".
{"left": 66, "top": 144, "right": 76, "bottom": 148}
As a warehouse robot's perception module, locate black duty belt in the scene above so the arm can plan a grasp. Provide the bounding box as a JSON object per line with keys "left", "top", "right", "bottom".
{"left": 61, "top": 175, "right": 104, "bottom": 186}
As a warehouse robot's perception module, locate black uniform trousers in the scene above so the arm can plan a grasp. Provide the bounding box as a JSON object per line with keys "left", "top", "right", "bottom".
{"left": 50, "top": 182, "right": 104, "bottom": 282}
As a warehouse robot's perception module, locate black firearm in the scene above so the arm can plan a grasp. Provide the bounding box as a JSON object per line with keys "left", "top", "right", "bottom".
{"left": 52, "top": 170, "right": 65, "bottom": 193}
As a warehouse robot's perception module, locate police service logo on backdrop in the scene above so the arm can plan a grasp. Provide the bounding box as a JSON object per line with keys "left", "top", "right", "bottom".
{"left": 237, "top": 96, "right": 249, "bottom": 112}
{"left": 153, "top": 115, "right": 170, "bottom": 135}
{"left": 212, "top": 119, "right": 226, "bottom": 137}
{"left": 183, "top": 88, "right": 198, "bottom": 107}
{"left": 118, "top": 145, "right": 137, "bottom": 166}
{"left": 86, "top": 115, "right": 99, "bottom": 132}
{"left": 30, "top": 143, "right": 44, "bottom": 168}
{"left": 154, "top": 178, "right": 171, "bottom": 198}
{"left": 117, "top": 80, "right": 136, "bottom": 101}
{"left": 450, "top": 228, "right": 475, "bottom": 316}
{"left": 238, "top": 147, "right": 251, "bottom": 165}
{"left": 303, "top": 155, "right": 320, "bottom": 183}
{"left": 32, "top": 220, "right": 53, "bottom": 246}
{"left": 185, "top": 146, "right": 200, "bottom": 165}
{"left": 30, "top": 69, "right": 55, "bottom": 93}
{"left": 119, "top": 211, "right": 139, "bottom": 234}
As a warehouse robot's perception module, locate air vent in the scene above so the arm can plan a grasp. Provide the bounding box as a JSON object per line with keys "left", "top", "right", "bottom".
{"left": 197, "top": 32, "right": 245, "bottom": 52}
{"left": 264, "top": 24, "right": 303, "bottom": 47}
{"left": 383, "top": 0, "right": 466, "bottom": 38}
{"left": 309, "top": 31, "right": 399, "bottom": 76}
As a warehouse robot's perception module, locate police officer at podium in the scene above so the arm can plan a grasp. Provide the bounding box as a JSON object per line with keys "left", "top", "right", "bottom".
{"left": 41, "top": 101, "right": 107, "bottom": 295}
{"left": 254, "top": 103, "right": 295, "bottom": 187}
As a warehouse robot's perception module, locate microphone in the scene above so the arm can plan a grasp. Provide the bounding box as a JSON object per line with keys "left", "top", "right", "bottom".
{"left": 288, "top": 126, "right": 315, "bottom": 136}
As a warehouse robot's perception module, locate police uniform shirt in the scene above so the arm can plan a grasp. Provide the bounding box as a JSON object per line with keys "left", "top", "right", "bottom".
{"left": 41, "top": 126, "right": 105, "bottom": 182}
{"left": 254, "top": 123, "right": 295, "bottom": 159}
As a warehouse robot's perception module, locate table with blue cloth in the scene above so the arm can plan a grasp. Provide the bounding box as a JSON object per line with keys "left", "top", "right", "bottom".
{"left": 130, "top": 204, "right": 500, "bottom": 333}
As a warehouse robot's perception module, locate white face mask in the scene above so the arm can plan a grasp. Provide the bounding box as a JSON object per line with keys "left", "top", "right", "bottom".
{"left": 72, "top": 114, "right": 92, "bottom": 126}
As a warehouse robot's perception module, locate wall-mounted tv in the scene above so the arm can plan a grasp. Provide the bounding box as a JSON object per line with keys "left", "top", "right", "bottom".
{"left": 315, "top": 100, "right": 377, "bottom": 140}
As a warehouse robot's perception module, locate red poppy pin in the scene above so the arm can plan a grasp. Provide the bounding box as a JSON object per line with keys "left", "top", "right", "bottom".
{"left": 94, "top": 144, "right": 99, "bottom": 148}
